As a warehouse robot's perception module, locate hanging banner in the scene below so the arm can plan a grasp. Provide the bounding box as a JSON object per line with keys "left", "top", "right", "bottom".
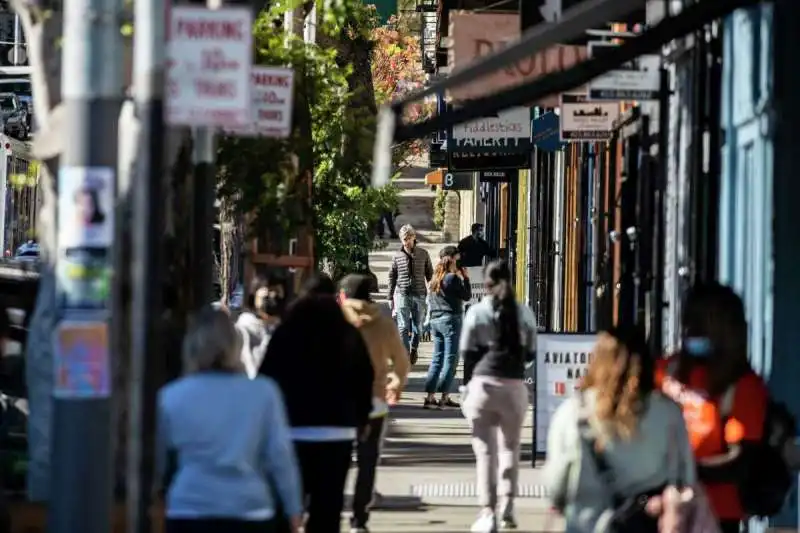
{"left": 559, "top": 94, "right": 619, "bottom": 141}
{"left": 534, "top": 333, "right": 596, "bottom": 454}
{"left": 166, "top": 6, "right": 253, "bottom": 128}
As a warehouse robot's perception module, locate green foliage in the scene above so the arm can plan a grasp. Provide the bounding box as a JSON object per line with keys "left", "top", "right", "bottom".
{"left": 433, "top": 187, "right": 447, "bottom": 230}
{"left": 216, "top": 3, "right": 397, "bottom": 273}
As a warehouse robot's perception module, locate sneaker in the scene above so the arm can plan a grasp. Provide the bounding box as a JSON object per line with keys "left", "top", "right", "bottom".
{"left": 350, "top": 526, "right": 370, "bottom": 533}
{"left": 410, "top": 347, "right": 418, "bottom": 365}
{"left": 423, "top": 397, "right": 440, "bottom": 409}
{"left": 499, "top": 516, "right": 517, "bottom": 529}
{"left": 439, "top": 397, "right": 460, "bottom": 408}
{"left": 471, "top": 511, "right": 497, "bottom": 533}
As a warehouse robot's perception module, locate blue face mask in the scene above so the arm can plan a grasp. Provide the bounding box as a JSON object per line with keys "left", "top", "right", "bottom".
{"left": 684, "top": 337, "right": 713, "bottom": 357}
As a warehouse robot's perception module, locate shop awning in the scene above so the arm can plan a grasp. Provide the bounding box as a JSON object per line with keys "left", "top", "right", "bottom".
{"left": 379, "top": 0, "right": 763, "bottom": 147}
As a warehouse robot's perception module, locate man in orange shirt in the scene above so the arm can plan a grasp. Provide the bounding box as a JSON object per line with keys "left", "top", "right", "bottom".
{"left": 656, "top": 283, "right": 768, "bottom": 533}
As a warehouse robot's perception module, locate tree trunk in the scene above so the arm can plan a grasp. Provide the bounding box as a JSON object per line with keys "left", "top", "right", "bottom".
{"left": 218, "top": 196, "right": 243, "bottom": 306}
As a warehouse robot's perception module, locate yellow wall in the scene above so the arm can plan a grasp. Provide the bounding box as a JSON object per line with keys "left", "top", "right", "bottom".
{"left": 515, "top": 170, "right": 528, "bottom": 301}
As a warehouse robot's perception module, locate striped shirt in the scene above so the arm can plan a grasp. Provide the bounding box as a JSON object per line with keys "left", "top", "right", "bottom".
{"left": 388, "top": 246, "right": 433, "bottom": 298}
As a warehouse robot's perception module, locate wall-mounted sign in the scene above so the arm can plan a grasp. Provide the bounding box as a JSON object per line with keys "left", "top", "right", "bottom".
{"left": 479, "top": 170, "right": 514, "bottom": 183}
{"left": 532, "top": 111, "right": 565, "bottom": 152}
{"left": 448, "top": 12, "right": 587, "bottom": 105}
{"left": 448, "top": 150, "right": 529, "bottom": 171}
{"left": 587, "top": 41, "right": 661, "bottom": 101}
{"left": 448, "top": 106, "right": 532, "bottom": 171}
{"left": 559, "top": 94, "right": 619, "bottom": 141}
{"left": 442, "top": 172, "right": 473, "bottom": 191}
{"left": 452, "top": 106, "right": 531, "bottom": 141}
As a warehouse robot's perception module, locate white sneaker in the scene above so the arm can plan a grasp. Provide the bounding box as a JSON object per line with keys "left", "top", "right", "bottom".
{"left": 470, "top": 511, "right": 497, "bottom": 533}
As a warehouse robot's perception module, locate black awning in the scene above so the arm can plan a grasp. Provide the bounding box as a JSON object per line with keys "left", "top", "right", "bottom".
{"left": 390, "top": 0, "right": 764, "bottom": 143}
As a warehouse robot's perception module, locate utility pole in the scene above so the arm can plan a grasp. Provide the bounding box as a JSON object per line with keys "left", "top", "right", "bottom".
{"left": 127, "top": 0, "right": 166, "bottom": 527}
{"left": 50, "top": 0, "right": 123, "bottom": 529}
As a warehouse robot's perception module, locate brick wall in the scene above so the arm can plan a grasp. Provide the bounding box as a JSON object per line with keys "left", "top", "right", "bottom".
{"left": 442, "top": 191, "right": 460, "bottom": 241}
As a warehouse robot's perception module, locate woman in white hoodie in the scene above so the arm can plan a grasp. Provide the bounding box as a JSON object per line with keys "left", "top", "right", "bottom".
{"left": 236, "top": 277, "right": 284, "bottom": 378}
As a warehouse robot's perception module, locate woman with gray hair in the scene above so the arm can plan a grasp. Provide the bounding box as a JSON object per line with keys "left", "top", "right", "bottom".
{"left": 157, "top": 308, "right": 303, "bottom": 533}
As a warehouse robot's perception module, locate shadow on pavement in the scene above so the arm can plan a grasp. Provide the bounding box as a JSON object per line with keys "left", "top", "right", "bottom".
{"left": 390, "top": 404, "right": 464, "bottom": 420}
{"left": 380, "top": 440, "right": 476, "bottom": 466}
{"left": 344, "top": 494, "right": 427, "bottom": 512}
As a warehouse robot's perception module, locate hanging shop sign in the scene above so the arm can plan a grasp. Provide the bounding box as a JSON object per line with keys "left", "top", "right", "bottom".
{"left": 166, "top": 6, "right": 253, "bottom": 128}
{"left": 587, "top": 41, "right": 661, "bottom": 101}
{"left": 448, "top": 12, "right": 587, "bottom": 105}
{"left": 534, "top": 333, "right": 597, "bottom": 454}
{"left": 442, "top": 172, "right": 473, "bottom": 191}
{"left": 559, "top": 94, "right": 620, "bottom": 141}
{"left": 479, "top": 169, "right": 514, "bottom": 183}
{"left": 532, "top": 111, "right": 565, "bottom": 152}
{"left": 448, "top": 106, "right": 532, "bottom": 171}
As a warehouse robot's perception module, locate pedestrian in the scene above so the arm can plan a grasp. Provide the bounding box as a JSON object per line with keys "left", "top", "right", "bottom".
{"left": 388, "top": 224, "right": 433, "bottom": 364}
{"left": 235, "top": 276, "right": 284, "bottom": 378}
{"left": 339, "top": 274, "right": 410, "bottom": 533}
{"left": 656, "top": 283, "right": 772, "bottom": 533}
{"left": 423, "top": 246, "right": 471, "bottom": 409}
{"left": 544, "top": 325, "right": 696, "bottom": 533}
{"left": 260, "top": 289, "right": 374, "bottom": 533}
{"left": 459, "top": 260, "right": 537, "bottom": 532}
{"left": 375, "top": 210, "right": 398, "bottom": 240}
{"left": 157, "top": 307, "right": 303, "bottom": 533}
{"left": 457, "top": 223, "right": 495, "bottom": 268}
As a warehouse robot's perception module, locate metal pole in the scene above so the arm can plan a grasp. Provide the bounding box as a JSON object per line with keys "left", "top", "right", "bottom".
{"left": 191, "top": 127, "right": 215, "bottom": 307}
{"left": 550, "top": 150, "right": 566, "bottom": 332}
{"left": 12, "top": 14, "right": 20, "bottom": 65}
{"left": 127, "top": 0, "right": 166, "bottom": 527}
{"left": 50, "top": 0, "right": 123, "bottom": 528}
{"left": 526, "top": 147, "right": 538, "bottom": 309}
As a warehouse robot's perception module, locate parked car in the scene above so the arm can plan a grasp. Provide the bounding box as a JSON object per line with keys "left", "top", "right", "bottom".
{"left": 12, "top": 241, "right": 39, "bottom": 263}
{"left": 0, "top": 93, "right": 28, "bottom": 140}
{"left": 0, "top": 78, "right": 32, "bottom": 130}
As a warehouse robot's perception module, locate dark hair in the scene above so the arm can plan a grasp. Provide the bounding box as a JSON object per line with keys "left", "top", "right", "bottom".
{"left": 471, "top": 223, "right": 483, "bottom": 233}
{"left": 302, "top": 273, "right": 336, "bottom": 296}
{"left": 339, "top": 274, "right": 372, "bottom": 301}
{"left": 279, "top": 294, "right": 352, "bottom": 367}
{"left": 677, "top": 282, "right": 750, "bottom": 395}
{"left": 484, "top": 260, "right": 520, "bottom": 355}
{"left": 439, "top": 245, "right": 459, "bottom": 259}
{"left": 245, "top": 276, "right": 284, "bottom": 316}
{"left": 245, "top": 276, "right": 269, "bottom": 310}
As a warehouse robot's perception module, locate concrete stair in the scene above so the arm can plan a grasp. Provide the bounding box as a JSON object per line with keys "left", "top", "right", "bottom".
{"left": 393, "top": 165, "right": 438, "bottom": 234}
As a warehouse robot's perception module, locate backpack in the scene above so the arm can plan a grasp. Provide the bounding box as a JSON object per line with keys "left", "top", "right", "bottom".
{"left": 735, "top": 397, "right": 796, "bottom": 517}
{"left": 667, "top": 359, "right": 796, "bottom": 517}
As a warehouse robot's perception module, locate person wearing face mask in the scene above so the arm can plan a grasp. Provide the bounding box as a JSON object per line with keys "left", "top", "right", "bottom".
{"left": 236, "top": 277, "right": 285, "bottom": 378}
{"left": 655, "top": 282, "right": 769, "bottom": 533}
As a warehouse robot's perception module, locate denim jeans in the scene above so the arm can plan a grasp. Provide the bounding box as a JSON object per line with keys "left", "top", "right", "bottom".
{"left": 424, "top": 315, "right": 462, "bottom": 394}
{"left": 394, "top": 293, "right": 426, "bottom": 352}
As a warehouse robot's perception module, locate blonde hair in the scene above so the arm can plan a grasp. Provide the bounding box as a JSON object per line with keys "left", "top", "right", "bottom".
{"left": 429, "top": 256, "right": 456, "bottom": 294}
{"left": 182, "top": 308, "right": 244, "bottom": 374}
{"left": 580, "top": 328, "right": 654, "bottom": 448}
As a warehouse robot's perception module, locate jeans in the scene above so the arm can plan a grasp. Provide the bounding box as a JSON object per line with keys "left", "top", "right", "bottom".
{"left": 394, "top": 293, "right": 426, "bottom": 352}
{"left": 424, "top": 315, "right": 462, "bottom": 394}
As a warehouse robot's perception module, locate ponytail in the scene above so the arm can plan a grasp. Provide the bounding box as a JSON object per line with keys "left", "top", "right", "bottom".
{"left": 491, "top": 279, "right": 521, "bottom": 354}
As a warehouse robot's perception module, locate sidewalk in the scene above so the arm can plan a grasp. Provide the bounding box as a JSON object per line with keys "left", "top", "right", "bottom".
{"left": 344, "top": 342, "right": 563, "bottom": 532}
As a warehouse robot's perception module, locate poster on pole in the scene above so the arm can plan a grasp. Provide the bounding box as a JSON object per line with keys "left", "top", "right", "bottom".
{"left": 57, "top": 167, "right": 114, "bottom": 249}
{"left": 559, "top": 93, "right": 619, "bottom": 141}
{"left": 227, "top": 66, "right": 295, "bottom": 137}
{"left": 53, "top": 321, "right": 111, "bottom": 399}
{"left": 534, "top": 333, "right": 596, "bottom": 454}
{"left": 166, "top": 6, "right": 253, "bottom": 128}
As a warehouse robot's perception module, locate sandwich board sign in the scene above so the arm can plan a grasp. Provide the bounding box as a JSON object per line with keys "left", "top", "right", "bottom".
{"left": 587, "top": 41, "right": 661, "bottom": 101}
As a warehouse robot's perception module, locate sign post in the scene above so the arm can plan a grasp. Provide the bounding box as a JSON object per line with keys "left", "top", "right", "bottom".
{"left": 167, "top": 5, "right": 253, "bottom": 308}
{"left": 50, "top": 0, "right": 123, "bottom": 528}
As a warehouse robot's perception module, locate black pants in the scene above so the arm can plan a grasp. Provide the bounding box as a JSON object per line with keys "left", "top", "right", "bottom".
{"left": 376, "top": 211, "right": 397, "bottom": 237}
{"left": 351, "top": 417, "right": 386, "bottom": 528}
{"left": 719, "top": 520, "right": 741, "bottom": 533}
{"left": 275, "top": 439, "right": 353, "bottom": 533}
{"left": 165, "top": 518, "right": 274, "bottom": 533}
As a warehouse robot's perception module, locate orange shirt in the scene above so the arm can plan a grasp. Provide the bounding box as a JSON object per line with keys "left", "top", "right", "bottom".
{"left": 655, "top": 358, "right": 768, "bottom": 520}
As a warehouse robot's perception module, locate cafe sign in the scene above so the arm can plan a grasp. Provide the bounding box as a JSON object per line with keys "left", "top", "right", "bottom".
{"left": 447, "top": 106, "right": 532, "bottom": 171}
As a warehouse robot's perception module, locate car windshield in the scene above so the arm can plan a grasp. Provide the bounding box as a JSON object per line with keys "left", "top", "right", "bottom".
{"left": 0, "top": 97, "right": 15, "bottom": 111}
{"left": 16, "top": 249, "right": 38, "bottom": 257}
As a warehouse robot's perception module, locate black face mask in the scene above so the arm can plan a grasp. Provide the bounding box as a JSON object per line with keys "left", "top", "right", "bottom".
{"left": 259, "top": 295, "right": 285, "bottom": 317}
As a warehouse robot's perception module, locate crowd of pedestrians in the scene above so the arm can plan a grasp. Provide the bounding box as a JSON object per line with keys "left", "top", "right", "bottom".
{"left": 157, "top": 225, "right": 796, "bottom": 533}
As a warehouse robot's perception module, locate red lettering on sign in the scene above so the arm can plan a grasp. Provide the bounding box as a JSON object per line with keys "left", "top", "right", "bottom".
{"left": 252, "top": 72, "right": 290, "bottom": 87}
{"left": 194, "top": 79, "right": 236, "bottom": 98}
{"left": 176, "top": 19, "right": 244, "bottom": 40}
{"left": 258, "top": 109, "right": 282, "bottom": 121}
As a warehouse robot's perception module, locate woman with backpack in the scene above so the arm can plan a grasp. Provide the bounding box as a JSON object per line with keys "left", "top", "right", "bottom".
{"left": 544, "top": 325, "right": 696, "bottom": 533}
{"left": 459, "top": 260, "right": 537, "bottom": 532}
{"left": 655, "top": 283, "right": 773, "bottom": 533}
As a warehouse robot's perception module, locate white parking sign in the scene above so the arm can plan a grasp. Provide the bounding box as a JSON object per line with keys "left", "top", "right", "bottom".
{"left": 167, "top": 7, "right": 253, "bottom": 128}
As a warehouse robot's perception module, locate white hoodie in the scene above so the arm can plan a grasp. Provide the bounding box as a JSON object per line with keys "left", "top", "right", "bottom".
{"left": 235, "top": 311, "right": 273, "bottom": 378}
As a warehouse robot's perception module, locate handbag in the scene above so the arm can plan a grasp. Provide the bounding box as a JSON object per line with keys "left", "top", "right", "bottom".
{"left": 577, "top": 393, "right": 662, "bottom": 533}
